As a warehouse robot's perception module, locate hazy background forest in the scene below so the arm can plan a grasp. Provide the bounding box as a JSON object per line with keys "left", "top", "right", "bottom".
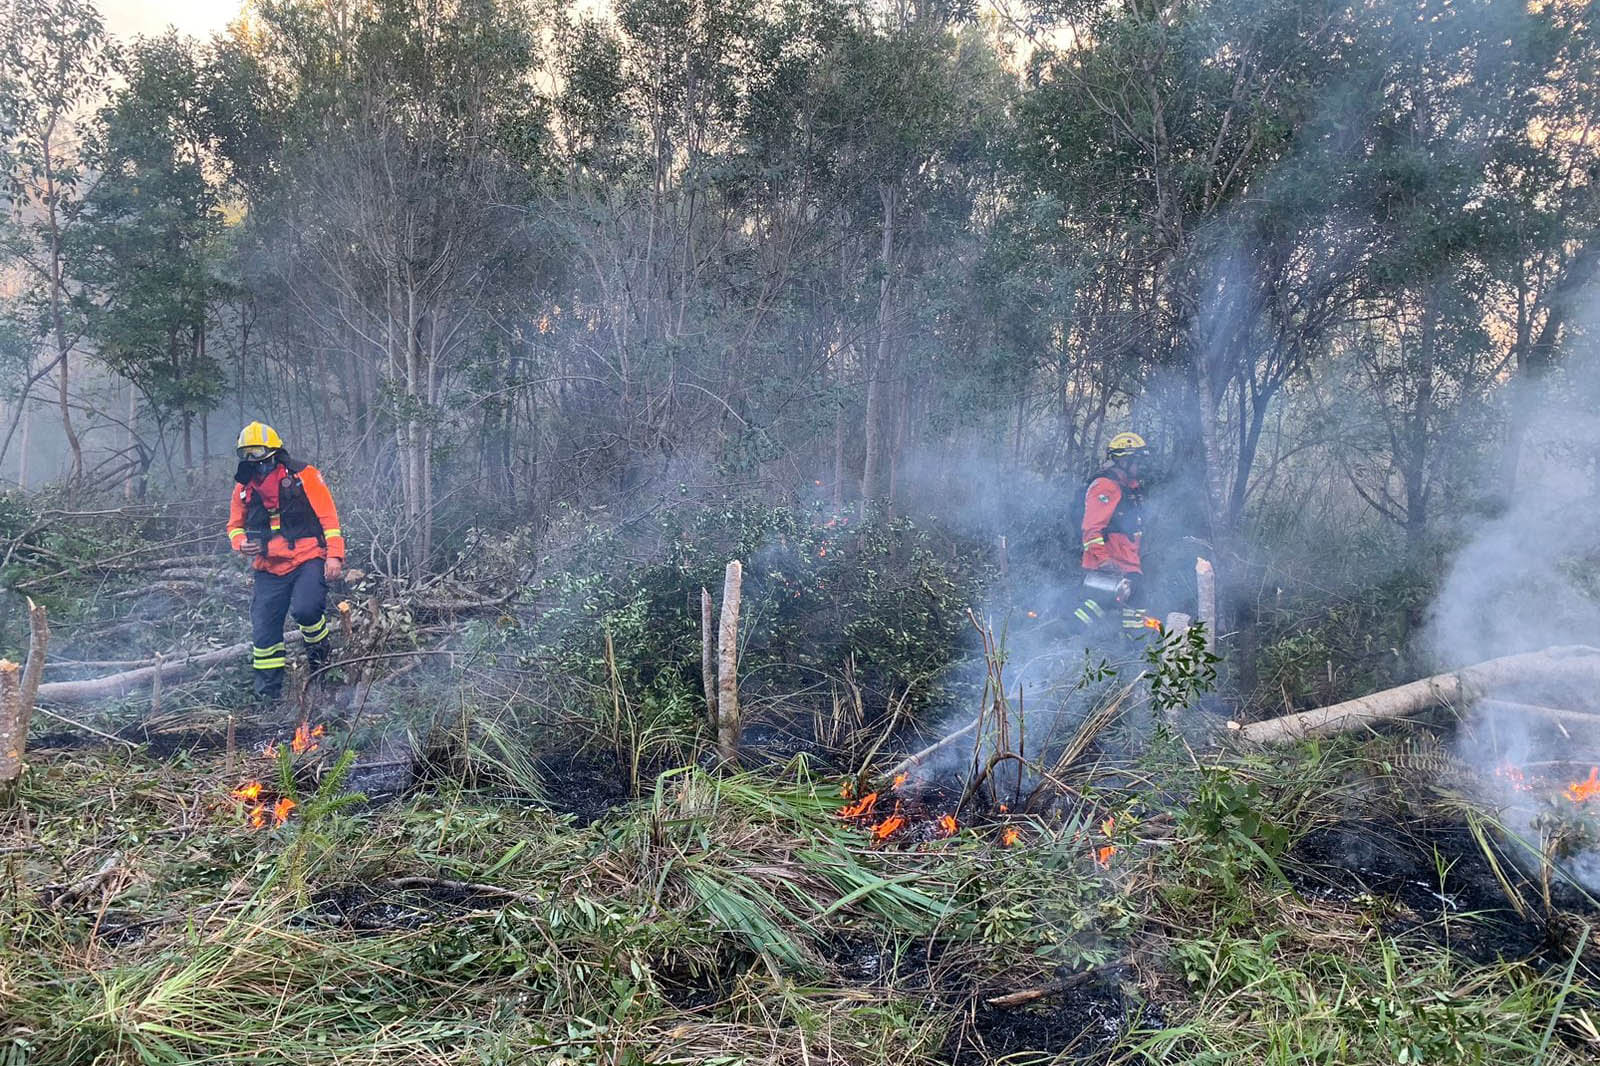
{"left": 8, "top": 2, "right": 1600, "bottom": 1062}
{"left": 3, "top": 0, "right": 1599, "bottom": 715}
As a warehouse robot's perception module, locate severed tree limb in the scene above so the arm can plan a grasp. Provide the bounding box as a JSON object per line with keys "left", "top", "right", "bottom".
{"left": 1235, "top": 646, "right": 1600, "bottom": 743}
{"left": 379, "top": 875, "right": 543, "bottom": 909}
{"left": 985, "top": 962, "right": 1130, "bottom": 1008}
{"left": 886, "top": 717, "right": 983, "bottom": 780}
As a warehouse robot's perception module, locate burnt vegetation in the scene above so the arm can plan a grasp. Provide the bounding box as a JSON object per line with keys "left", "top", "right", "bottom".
{"left": 3, "top": 0, "right": 1600, "bottom": 1062}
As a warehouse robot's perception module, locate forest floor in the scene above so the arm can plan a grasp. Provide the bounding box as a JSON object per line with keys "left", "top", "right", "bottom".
{"left": 6, "top": 544, "right": 1600, "bottom": 1065}
{"left": 8, "top": 683, "right": 1600, "bottom": 1065}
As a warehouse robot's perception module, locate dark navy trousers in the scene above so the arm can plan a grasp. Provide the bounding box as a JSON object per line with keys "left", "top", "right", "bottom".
{"left": 250, "top": 559, "right": 329, "bottom": 695}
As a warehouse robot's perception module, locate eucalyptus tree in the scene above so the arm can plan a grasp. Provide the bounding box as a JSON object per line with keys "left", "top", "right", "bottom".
{"left": 0, "top": 0, "right": 117, "bottom": 485}
{"left": 241, "top": 0, "right": 545, "bottom": 575}
{"left": 78, "top": 31, "right": 225, "bottom": 480}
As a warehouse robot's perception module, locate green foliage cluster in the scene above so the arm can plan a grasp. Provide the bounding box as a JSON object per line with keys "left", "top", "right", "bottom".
{"left": 480, "top": 498, "right": 992, "bottom": 731}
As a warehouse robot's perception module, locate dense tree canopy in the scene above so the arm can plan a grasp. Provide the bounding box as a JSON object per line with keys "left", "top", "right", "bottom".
{"left": 1, "top": 0, "right": 1597, "bottom": 692}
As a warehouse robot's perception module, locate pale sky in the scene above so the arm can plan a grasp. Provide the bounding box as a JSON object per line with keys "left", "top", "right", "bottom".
{"left": 102, "top": 0, "right": 243, "bottom": 41}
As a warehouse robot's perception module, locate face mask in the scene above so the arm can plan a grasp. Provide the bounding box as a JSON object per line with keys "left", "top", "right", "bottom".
{"left": 238, "top": 457, "right": 276, "bottom": 482}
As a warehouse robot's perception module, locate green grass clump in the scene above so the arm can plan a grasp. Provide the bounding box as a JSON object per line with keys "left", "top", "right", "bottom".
{"left": 3, "top": 732, "right": 1597, "bottom": 1065}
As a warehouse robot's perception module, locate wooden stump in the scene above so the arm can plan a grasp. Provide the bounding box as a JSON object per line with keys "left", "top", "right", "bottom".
{"left": 701, "top": 588, "right": 717, "bottom": 738}
{"left": 1195, "top": 558, "right": 1217, "bottom": 653}
{"left": 0, "top": 598, "right": 49, "bottom": 806}
{"left": 717, "top": 562, "right": 743, "bottom": 765}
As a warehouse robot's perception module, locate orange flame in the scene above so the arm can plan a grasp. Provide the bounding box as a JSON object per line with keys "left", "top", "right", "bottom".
{"left": 262, "top": 742, "right": 278, "bottom": 759}
{"left": 892, "top": 772, "right": 908, "bottom": 789}
{"left": 840, "top": 780, "right": 856, "bottom": 799}
{"left": 1001, "top": 826, "right": 1021, "bottom": 847}
{"left": 247, "top": 804, "right": 266, "bottom": 829}
{"left": 1026, "top": 610, "right": 1038, "bottom": 618}
{"left": 1142, "top": 616, "right": 1162, "bottom": 630}
{"left": 1567, "top": 767, "right": 1600, "bottom": 804}
{"left": 232, "top": 781, "right": 263, "bottom": 802}
{"left": 870, "top": 812, "right": 905, "bottom": 841}
{"left": 271, "top": 797, "right": 297, "bottom": 826}
{"left": 1095, "top": 844, "right": 1118, "bottom": 867}
{"left": 936, "top": 813, "right": 958, "bottom": 838}
{"left": 1494, "top": 763, "right": 1532, "bottom": 793}
{"left": 290, "top": 722, "right": 325, "bottom": 755}
{"left": 839, "top": 791, "right": 879, "bottom": 820}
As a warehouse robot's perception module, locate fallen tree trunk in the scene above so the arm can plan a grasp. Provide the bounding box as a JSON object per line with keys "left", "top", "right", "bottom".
{"left": 1473, "top": 698, "right": 1600, "bottom": 731}
{"left": 1235, "top": 645, "right": 1600, "bottom": 743}
{"left": 36, "top": 635, "right": 302, "bottom": 706}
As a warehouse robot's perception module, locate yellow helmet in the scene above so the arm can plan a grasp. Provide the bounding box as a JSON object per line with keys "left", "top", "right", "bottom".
{"left": 236, "top": 421, "right": 283, "bottom": 460}
{"left": 1106, "top": 431, "right": 1148, "bottom": 459}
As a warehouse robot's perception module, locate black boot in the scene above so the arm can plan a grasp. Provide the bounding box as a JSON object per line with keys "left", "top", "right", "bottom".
{"left": 254, "top": 669, "right": 284, "bottom": 702}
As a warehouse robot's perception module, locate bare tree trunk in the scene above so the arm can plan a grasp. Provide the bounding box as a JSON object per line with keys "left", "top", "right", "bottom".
{"left": 45, "top": 138, "right": 83, "bottom": 484}
{"left": 861, "top": 183, "right": 897, "bottom": 515}
{"left": 717, "top": 561, "right": 743, "bottom": 764}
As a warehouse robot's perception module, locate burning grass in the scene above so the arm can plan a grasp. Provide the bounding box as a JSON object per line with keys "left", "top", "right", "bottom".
{"left": 3, "top": 730, "right": 1599, "bottom": 1065}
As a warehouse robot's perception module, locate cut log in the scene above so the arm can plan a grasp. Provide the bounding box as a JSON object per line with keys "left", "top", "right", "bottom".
{"left": 717, "top": 561, "right": 743, "bottom": 764}
{"left": 1235, "top": 645, "right": 1600, "bottom": 743}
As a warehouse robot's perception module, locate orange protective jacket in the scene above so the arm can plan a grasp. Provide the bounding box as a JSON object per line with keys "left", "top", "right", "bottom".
{"left": 226, "top": 463, "right": 345, "bottom": 576}
{"left": 1080, "top": 472, "right": 1142, "bottom": 575}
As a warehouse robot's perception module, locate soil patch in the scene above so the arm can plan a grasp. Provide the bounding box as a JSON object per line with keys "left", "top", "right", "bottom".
{"left": 1287, "top": 818, "right": 1574, "bottom": 965}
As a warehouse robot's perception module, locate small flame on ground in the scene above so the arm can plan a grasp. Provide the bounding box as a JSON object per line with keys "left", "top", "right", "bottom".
{"left": 262, "top": 742, "right": 277, "bottom": 759}
{"left": 936, "top": 813, "right": 958, "bottom": 838}
{"left": 247, "top": 805, "right": 266, "bottom": 829}
{"left": 892, "top": 772, "right": 908, "bottom": 789}
{"left": 1026, "top": 610, "right": 1037, "bottom": 618}
{"left": 1494, "top": 763, "right": 1532, "bottom": 792}
{"left": 870, "top": 813, "right": 906, "bottom": 841}
{"left": 1567, "top": 767, "right": 1600, "bottom": 804}
{"left": 290, "top": 722, "right": 325, "bottom": 755}
{"left": 840, "top": 791, "right": 879, "bottom": 820}
{"left": 1142, "top": 616, "right": 1161, "bottom": 630}
{"left": 1096, "top": 844, "right": 1118, "bottom": 867}
{"left": 232, "top": 781, "right": 263, "bottom": 802}
{"left": 1001, "top": 827, "right": 1021, "bottom": 847}
{"left": 272, "top": 797, "right": 297, "bottom": 826}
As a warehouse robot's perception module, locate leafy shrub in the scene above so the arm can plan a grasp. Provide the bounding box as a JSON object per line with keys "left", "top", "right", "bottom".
{"left": 496, "top": 497, "right": 993, "bottom": 727}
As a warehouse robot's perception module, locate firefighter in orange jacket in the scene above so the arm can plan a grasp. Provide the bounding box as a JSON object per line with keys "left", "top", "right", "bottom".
{"left": 226, "top": 422, "right": 344, "bottom": 700}
{"left": 1073, "top": 432, "right": 1149, "bottom": 637}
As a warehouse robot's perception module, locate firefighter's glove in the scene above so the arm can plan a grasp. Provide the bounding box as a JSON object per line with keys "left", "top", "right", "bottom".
{"left": 239, "top": 540, "right": 262, "bottom": 557}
